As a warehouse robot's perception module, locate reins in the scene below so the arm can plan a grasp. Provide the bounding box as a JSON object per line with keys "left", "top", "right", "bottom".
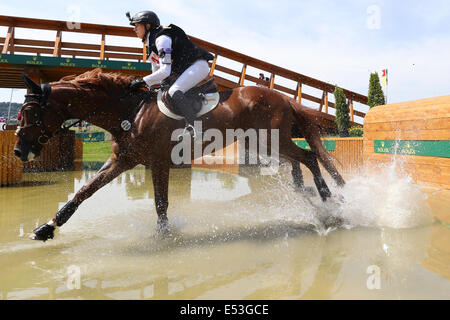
{"left": 18, "top": 84, "right": 138, "bottom": 144}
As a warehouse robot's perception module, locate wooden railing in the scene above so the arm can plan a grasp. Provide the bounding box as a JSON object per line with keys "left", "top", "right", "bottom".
{"left": 0, "top": 15, "right": 368, "bottom": 121}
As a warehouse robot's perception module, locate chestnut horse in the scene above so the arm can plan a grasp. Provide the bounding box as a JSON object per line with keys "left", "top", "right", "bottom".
{"left": 14, "top": 68, "right": 345, "bottom": 241}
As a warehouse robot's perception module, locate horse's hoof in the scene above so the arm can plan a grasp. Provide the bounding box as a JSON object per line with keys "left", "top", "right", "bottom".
{"left": 30, "top": 223, "right": 55, "bottom": 242}
{"left": 157, "top": 219, "right": 170, "bottom": 235}
{"left": 321, "top": 215, "right": 344, "bottom": 229}
{"left": 295, "top": 185, "right": 317, "bottom": 197}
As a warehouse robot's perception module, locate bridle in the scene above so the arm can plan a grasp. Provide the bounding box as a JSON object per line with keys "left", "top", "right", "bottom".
{"left": 17, "top": 82, "right": 141, "bottom": 145}
{"left": 16, "top": 84, "right": 67, "bottom": 145}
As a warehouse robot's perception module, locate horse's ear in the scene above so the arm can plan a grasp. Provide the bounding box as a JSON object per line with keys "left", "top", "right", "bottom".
{"left": 22, "top": 73, "right": 42, "bottom": 94}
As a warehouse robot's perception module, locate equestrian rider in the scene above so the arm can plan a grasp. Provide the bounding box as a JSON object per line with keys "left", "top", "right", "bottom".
{"left": 127, "top": 11, "right": 214, "bottom": 137}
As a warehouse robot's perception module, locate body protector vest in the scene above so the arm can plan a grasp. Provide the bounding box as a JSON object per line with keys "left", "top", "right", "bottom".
{"left": 147, "top": 24, "right": 214, "bottom": 77}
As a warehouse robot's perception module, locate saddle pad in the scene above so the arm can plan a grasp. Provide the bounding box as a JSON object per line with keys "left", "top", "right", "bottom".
{"left": 157, "top": 91, "right": 220, "bottom": 120}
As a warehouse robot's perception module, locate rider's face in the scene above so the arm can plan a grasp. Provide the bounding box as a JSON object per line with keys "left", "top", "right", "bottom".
{"left": 134, "top": 23, "right": 147, "bottom": 39}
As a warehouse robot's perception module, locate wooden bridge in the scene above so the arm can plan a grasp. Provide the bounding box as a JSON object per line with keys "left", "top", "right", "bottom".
{"left": 0, "top": 15, "right": 368, "bottom": 132}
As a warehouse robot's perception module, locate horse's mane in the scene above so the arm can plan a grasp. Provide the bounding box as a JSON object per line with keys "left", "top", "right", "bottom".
{"left": 52, "top": 68, "right": 135, "bottom": 93}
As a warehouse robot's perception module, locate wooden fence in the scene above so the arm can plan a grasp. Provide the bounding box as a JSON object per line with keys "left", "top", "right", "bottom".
{"left": 293, "top": 138, "right": 364, "bottom": 173}
{"left": 0, "top": 15, "right": 368, "bottom": 123}
{"left": 192, "top": 138, "right": 363, "bottom": 174}
{"left": 0, "top": 130, "right": 22, "bottom": 186}
{"left": 364, "top": 95, "right": 450, "bottom": 190}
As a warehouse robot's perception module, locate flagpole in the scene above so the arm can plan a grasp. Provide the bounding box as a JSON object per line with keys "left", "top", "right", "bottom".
{"left": 385, "top": 69, "right": 388, "bottom": 104}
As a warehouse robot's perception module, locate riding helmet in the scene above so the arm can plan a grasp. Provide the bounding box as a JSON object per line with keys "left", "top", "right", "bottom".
{"left": 126, "top": 11, "right": 160, "bottom": 29}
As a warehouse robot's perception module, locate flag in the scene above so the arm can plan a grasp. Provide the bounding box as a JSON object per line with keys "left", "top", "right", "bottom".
{"left": 382, "top": 69, "right": 388, "bottom": 86}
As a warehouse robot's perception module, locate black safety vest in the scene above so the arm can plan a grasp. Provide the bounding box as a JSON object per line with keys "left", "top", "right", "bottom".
{"left": 146, "top": 24, "right": 214, "bottom": 76}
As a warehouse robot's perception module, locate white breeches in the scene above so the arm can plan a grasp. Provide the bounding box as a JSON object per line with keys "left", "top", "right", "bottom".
{"left": 168, "top": 60, "right": 210, "bottom": 97}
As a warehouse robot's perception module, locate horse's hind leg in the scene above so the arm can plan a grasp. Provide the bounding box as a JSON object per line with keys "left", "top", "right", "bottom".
{"left": 291, "top": 160, "right": 304, "bottom": 189}
{"left": 291, "top": 160, "right": 317, "bottom": 196}
{"left": 281, "top": 141, "right": 331, "bottom": 201}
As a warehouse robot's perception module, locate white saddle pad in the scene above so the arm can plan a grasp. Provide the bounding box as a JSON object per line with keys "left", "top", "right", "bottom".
{"left": 157, "top": 91, "right": 220, "bottom": 120}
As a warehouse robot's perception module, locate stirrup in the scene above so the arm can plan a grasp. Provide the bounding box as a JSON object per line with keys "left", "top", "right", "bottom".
{"left": 177, "top": 124, "right": 200, "bottom": 141}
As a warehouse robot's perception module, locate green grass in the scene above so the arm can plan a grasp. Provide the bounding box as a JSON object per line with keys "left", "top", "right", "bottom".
{"left": 82, "top": 141, "right": 112, "bottom": 162}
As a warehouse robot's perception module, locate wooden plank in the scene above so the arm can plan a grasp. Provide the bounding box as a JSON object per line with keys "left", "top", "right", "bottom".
{"left": 2, "top": 26, "right": 14, "bottom": 54}
{"left": 319, "top": 91, "right": 325, "bottom": 112}
{"left": 295, "top": 82, "right": 302, "bottom": 104}
{"left": 53, "top": 30, "right": 62, "bottom": 57}
{"left": 363, "top": 149, "right": 450, "bottom": 167}
{"left": 365, "top": 99, "right": 450, "bottom": 123}
{"left": 269, "top": 73, "right": 275, "bottom": 89}
{"left": 349, "top": 99, "right": 354, "bottom": 122}
{"left": 142, "top": 43, "right": 147, "bottom": 62}
{"left": 213, "top": 64, "right": 241, "bottom": 78}
{"left": 363, "top": 129, "right": 450, "bottom": 141}
{"left": 364, "top": 118, "right": 450, "bottom": 132}
{"left": 239, "top": 64, "right": 247, "bottom": 86}
{"left": 100, "top": 33, "right": 105, "bottom": 60}
{"left": 324, "top": 91, "right": 328, "bottom": 114}
{"left": 209, "top": 54, "right": 218, "bottom": 77}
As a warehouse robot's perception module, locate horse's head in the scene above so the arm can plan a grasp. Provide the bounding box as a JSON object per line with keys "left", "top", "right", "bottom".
{"left": 13, "top": 74, "right": 66, "bottom": 162}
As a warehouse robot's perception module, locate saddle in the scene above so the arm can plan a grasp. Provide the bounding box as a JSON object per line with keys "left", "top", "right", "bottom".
{"left": 120, "top": 78, "right": 219, "bottom": 133}
{"left": 161, "top": 78, "right": 218, "bottom": 118}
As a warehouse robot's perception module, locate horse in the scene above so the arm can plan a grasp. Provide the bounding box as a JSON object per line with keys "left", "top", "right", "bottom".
{"left": 14, "top": 68, "right": 345, "bottom": 241}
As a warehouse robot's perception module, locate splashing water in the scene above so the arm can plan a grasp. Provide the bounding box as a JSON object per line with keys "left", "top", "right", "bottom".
{"left": 333, "top": 159, "right": 433, "bottom": 230}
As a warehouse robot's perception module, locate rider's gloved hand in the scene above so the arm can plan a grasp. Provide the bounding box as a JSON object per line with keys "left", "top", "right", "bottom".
{"left": 129, "top": 78, "right": 146, "bottom": 91}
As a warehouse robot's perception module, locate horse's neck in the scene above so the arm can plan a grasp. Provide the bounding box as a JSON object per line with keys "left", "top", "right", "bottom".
{"left": 54, "top": 86, "right": 130, "bottom": 132}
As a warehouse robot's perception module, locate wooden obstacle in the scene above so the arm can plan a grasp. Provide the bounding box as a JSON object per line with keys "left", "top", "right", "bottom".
{"left": 191, "top": 141, "right": 240, "bottom": 175}
{"left": 363, "top": 95, "right": 450, "bottom": 190}
{"left": 293, "top": 137, "right": 364, "bottom": 173}
{"left": 74, "top": 137, "right": 83, "bottom": 160}
{"left": 0, "top": 130, "right": 22, "bottom": 186}
{"left": 192, "top": 138, "right": 364, "bottom": 174}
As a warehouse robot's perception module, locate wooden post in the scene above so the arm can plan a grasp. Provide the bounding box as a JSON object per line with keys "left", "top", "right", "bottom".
{"left": 142, "top": 43, "right": 147, "bottom": 62}
{"left": 2, "top": 26, "right": 14, "bottom": 54}
{"left": 239, "top": 64, "right": 247, "bottom": 86}
{"left": 269, "top": 73, "right": 275, "bottom": 89}
{"left": 53, "top": 30, "right": 62, "bottom": 57}
{"left": 319, "top": 91, "right": 326, "bottom": 112}
{"left": 324, "top": 91, "right": 329, "bottom": 114}
{"left": 295, "top": 82, "right": 302, "bottom": 104}
{"left": 100, "top": 33, "right": 106, "bottom": 60}
{"left": 349, "top": 99, "right": 354, "bottom": 122}
{"left": 209, "top": 54, "right": 218, "bottom": 77}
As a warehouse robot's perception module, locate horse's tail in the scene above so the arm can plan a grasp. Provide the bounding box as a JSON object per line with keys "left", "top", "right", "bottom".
{"left": 288, "top": 99, "right": 345, "bottom": 187}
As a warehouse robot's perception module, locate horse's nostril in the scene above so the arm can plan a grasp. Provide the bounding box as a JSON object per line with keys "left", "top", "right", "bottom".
{"left": 14, "top": 149, "right": 22, "bottom": 158}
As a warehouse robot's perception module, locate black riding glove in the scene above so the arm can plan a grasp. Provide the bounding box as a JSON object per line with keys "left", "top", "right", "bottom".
{"left": 129, "top": 78, "right": 146, "bottom": 91}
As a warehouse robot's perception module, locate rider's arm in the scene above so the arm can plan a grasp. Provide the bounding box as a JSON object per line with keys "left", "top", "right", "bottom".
{"left": 143, "top": 35, "right": 172, "bottom": 87}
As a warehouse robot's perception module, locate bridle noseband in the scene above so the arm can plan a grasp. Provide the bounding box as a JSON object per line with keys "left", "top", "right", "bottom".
{"left": 17, "top": 84, "right": 66, "bottom": 145}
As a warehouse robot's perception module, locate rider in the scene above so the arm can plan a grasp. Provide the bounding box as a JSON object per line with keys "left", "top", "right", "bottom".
{"left": 127, "top": 11, "right": 214, "bottom": 137}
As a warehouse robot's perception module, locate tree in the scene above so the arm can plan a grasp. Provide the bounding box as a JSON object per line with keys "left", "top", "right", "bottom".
{"left": 368, "top": 72, "right": 385, "bottom": 108}
{"left": 334, "top": 86, "right": 350, "bottom": 137}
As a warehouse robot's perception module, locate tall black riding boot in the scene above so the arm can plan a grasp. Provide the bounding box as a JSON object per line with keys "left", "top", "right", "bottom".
{"left": 171, "top": 90, "right": 201, "bottom": 139}
{"left": 171, "top": 90, "right": 196, "bottom": 125}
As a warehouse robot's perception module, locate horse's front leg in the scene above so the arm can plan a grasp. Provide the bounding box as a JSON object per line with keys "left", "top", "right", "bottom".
{"left": 150, "top": 159, "right": 170, "bottom": 233}
{"left": 31, "top": 154, "right": 137, "bottom": 241}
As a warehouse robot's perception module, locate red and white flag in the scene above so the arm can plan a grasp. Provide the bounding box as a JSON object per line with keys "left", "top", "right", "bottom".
{"left": 382, "top": 69, "right": 388, "bottom": 86}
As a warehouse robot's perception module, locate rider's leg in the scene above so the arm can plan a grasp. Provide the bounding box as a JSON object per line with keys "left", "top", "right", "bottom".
{"left": 169, "top": 60, "right": 209, "bottom": 138}
{"left": 168, "top": 60, "right": 210, "bottom": 98}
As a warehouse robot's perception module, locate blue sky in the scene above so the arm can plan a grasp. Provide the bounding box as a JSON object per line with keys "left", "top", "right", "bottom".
{"left": 1, "top": 0, "right": 449, "bottom": 120}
